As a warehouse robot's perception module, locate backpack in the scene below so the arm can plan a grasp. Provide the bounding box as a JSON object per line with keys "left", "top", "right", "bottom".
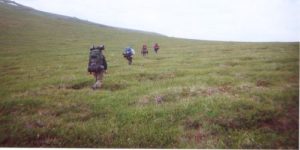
{"left": 124, "top": 47, "right": 135, "bottom": 57}
{"left": 88, "top": 47, "right": 104, "bottom": 73}
{"left": 154, "top": 44, "right": 159, "bottom": 50}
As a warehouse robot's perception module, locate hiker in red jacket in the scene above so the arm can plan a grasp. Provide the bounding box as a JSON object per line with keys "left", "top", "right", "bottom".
{"left": 141, "top": 44, "right": 148, "bottom": 57}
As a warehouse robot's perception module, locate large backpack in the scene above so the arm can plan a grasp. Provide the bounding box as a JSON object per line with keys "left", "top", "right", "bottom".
{"left": 124, "top": 47, "right": 135, "bottom": 57}
{"left": 88, "top": 47, "right": 104, "bottom": 73}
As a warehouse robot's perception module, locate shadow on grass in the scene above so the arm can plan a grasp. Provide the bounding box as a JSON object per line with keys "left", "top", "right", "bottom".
{"left": 137, "top": 72, "right": 178, "bottom": 82}
{"left": 57, "top": 81, "right": 91, "bottom": 90}
{"left": 102, "top": 82, "right": 128, "bottom": 91}
{"left": 58, "top": 80, "right": 129, "bottom": 91}
{"left": 68, "top": 81, "right": 93, "bottom": 90}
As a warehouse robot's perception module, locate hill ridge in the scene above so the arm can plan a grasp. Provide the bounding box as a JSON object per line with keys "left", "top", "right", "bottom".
{"left": 0, "top": 0, "right": 166, "bottom": 38}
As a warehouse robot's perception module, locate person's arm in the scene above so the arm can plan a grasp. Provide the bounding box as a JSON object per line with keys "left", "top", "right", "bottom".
{"left": 103, "top": 56, "right": 107, "bottom": 70}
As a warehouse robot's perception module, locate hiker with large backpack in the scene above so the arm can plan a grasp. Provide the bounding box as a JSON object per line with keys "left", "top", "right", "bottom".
{"left": 88, "top": 45, "right": 107, "bottom": 89}
{"left": 123, "top": 46, "right": 135, "bottom": 65}
{"left": 141, "top": 44, "right": 148, "bottom": 57}
{"left": 153, "top": 43, "right": 160, "bottom": 54}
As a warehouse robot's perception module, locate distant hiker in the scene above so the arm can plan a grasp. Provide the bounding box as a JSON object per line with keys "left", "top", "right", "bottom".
{"left": 141, "top": 44, "right": 148, "bottom": 56}
{"left": 153, "top": 43, "right": 160, "bottom": 54}
{"left": 88, "top": 45, "right": 107, "bottom": 90}
{"left": 123, "top": 46, "right": 135, "bottom": 65}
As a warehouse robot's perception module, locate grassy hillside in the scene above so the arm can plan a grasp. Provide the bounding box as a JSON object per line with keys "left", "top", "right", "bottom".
{"left": 0, "top": 1, "right": 299, "bottom": 148}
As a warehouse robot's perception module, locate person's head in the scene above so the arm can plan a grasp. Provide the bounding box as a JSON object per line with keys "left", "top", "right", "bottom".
{"left": 99, "top": 45, "right": 105, "bottom": 50}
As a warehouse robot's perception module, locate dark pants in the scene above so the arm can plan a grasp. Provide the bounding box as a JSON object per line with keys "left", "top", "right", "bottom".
{"left": 142, "top": 51, "right": 148, "bottom": 56}
{"left": 127, "top": 56, "right": 133, "bottom": 65}
{"left": 123, "top": 54, "right": 133, "bottom": 65}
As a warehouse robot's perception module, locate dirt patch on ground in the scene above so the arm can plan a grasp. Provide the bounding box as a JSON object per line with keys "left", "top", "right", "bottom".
{"left": 30, "top": 136, "right": 62, "bottom": 147}
{"left": 184, "top": 129, "right": 206, "bottom": 144}
{"left": 1, "top": 134, "right": 63, "bottom": 147}
{"left": 223, "top": 61, "right": 239, "bottom": 67}
{"left": 256, "top": 80, "right": 271, "bottom": 87}
{"left": 136, "top": 96, "right": 150, "bottom": 106}
{"left": 58, "top": 80, "right": 93, "bottom": 90}
{"left": 288, "top": 75, "right": 299, "bottom": 83}
{"left": 158, "top": 72, "right": 176, "bottom": 79}
{"left": 68, "top": 81, "right": 92, "bottom": 90}
{"left": 259, "top": 106, "right": 299, "bottom": 132}
{"left": 137, "top": 72, "right": 177, "bottom": 82}
{"left": 25, "top": 120, "right": 45, "bottom": 129}
{"left": 184, "top": 118, "right": 202, "bottom": 130}
{"left": 102, "top": 83, "right": 128, "bottom": 91}
{"left": 200, "top": 85, "right": 233, "bottom": 96}
{"left": 58, "top": 80, "right": 128, "bottom": 91}
{"left": 137, "top": 73, "right": 159, "bottom": 81}
{"left": 182, "top": 118, "right": 208, "bottom": 144}
{"left": 135, "top": 85, "right": 237, "bottom": 106}
{"left": 135, "top": 95, "right": 164, "bottom": 106}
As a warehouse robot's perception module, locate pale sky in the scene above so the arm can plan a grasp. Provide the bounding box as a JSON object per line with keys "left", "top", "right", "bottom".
{"left": 13, "top": 0, "right": 300, "bottom": 42}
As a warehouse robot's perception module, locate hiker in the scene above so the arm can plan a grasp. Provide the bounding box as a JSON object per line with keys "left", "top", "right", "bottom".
{"left": 123, "top": 46, "right": 135, "bottom": 65}
{"left": 141, "top": 44, "right": 148, "bottom": 57}
{"left": 153, "top": 43, "right": 160, "bottom": 54}
{"left": 88, "top": 45, "right": 107, "bottom": 90}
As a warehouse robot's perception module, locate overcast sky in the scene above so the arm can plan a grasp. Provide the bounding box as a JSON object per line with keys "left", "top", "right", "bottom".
{"left": 13, "top": 0, "right": 300, "bottom": 42}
